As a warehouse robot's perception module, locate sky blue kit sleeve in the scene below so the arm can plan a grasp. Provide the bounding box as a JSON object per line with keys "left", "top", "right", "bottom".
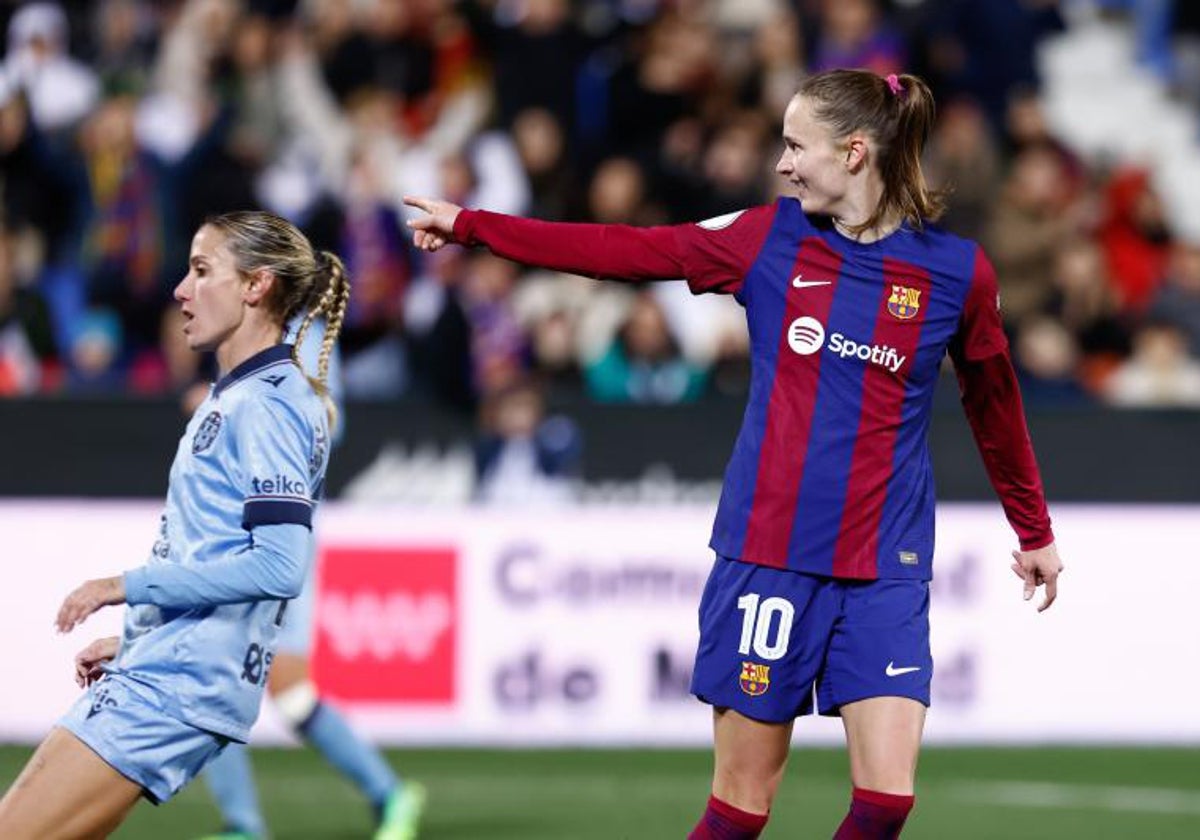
{"left": 238, "top": 393, "right": 318, "bottom": 529}
{"left": 123, "top": 522, "right": 311, "bottom": 609}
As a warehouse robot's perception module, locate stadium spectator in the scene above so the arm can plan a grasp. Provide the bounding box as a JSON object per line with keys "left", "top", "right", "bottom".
{"left": 921, "top": 96, "right": 1002, "bottom": 241}
{"left": 585, "top": 288, "right": 708, "bottom": 404}
{"left": 1012, "top": 314, "right": 1093, "bottom": 406}
{"left": 461, "top": 0, "right": 588, "bottom": 133}
{"left": 474, "top": 375, "right": 582, "bottom": 504}
{"left": 923, "top": 0, "right": 1064, "bottom": 133}
{"left": 511, "top": 106, "right": 578, "bottom": 221}
{"left": 460, "top": 251, "right": 530, "bottom": 398}
{"left": 1104, "top": 318, "right": 1200, "bottom": 407}
{"left": 512, "top": 268, "right": 598, "bottom": 390}
{"left": 1147, "top": 238, "right": 1200, "bottom": 355}
{"left": 1044, "top": 237, "right": 1130, "bottom": 390}
{"left": 2, "top": 1, "right": 99, "bottom": 134}
{"left": 64, "top": 306, "right": 125, "bottom": 392}
{"left": 403, "top": 68, "right": 1064, "bottom": 840}
{"left": 90, "top": 0, "right": 157, "bottom": 98}
{"left": 743, "top": 6, "right": 806, "bottom": 119}
{"left": 334, "top": 145, "right": 413, "bottom": 400}
{"left": 809, "top": 0, "right": 906, "bottom": 77}
{"left": 0, "top": 211, "right": 348, "bottom": 838}
{"left": 985, "top": 143, "right": 1088, "bottom": 326}
{"left": 1098, "top": 166, "right": 1171, "bottom": 313}
{"left": 0, "top": 226, "right": 56, "bottom": 394}
{"left": 404, "top": 245, "right": 476, "bottom": 410}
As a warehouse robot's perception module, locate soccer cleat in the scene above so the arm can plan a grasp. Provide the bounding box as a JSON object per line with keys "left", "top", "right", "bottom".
{"left": 374, "top": 781, "right": 427, "bottom": 840}
{"left": 194, "top": 832, "right": 259, "bottom": 840}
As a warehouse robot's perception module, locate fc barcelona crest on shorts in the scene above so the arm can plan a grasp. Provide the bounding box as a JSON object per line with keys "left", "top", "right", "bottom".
{"left": 739, "top": 661, "right": 770, "bottom": 696}
{"left": 192, "top": 411, "right": 223, "bottom": 454}
{"left": 887, "top": 285, "right": 921, "bottom": 320}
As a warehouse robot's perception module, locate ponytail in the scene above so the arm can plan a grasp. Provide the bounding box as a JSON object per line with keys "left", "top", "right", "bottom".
{"left": 291, "top": 250, "right": 351, "bottom": 433}
{"left": 879, "top": 73, "right": 944, "bottom": 232}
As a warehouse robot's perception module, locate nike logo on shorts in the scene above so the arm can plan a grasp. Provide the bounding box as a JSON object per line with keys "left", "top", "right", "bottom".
{"left": 885, "top": 662, "right": 921, "bottom": 677}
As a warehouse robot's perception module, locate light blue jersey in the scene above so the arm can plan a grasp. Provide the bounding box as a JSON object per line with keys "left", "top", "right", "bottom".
{"left": 111, "top": 344, "right": 330, "bottom": 742}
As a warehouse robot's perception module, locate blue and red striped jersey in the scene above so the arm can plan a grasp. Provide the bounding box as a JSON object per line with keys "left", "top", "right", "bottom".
{"left": 454, "top": 198, "right": 1052, "bottom": 581}
{"left": 683, "top": 199, "right": 1004, "bottom": 579}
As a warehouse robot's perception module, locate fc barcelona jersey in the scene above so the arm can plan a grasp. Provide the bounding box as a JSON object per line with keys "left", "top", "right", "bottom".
{"left": 454, "top": 198, "right": 1052, "bottom": 581}
{"left": 685, "top": 199, "right": 1004, "bottom": 579}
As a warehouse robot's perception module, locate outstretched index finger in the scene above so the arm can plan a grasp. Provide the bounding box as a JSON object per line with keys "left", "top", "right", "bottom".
{"left": 403, "top": 195, "right": 435, "bottom": 214}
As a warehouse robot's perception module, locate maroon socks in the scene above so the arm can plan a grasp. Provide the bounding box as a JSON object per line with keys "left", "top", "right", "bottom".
{"left": 688, "top": 795, "right": 769, "bottom": 839}
{"left": 832, "top": 787, "right": 914, "bottom": 839}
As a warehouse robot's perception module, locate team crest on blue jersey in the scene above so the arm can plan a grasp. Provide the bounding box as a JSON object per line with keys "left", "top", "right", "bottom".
{"left": 192, "top": 411, "right": 223, "bottom": 454}
{"left": 739, "top": 662, "right": 770, "bottom": 696}
{"left": 887, "top": 285, "right": 921, "bottom": 320}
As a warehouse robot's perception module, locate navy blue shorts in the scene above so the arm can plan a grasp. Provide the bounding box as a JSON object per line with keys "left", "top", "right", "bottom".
{"left": 690, "top": 556, "right": 932, "bottom": 723}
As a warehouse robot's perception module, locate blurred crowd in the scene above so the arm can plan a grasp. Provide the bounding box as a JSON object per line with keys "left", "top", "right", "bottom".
{"left": 2, "top": 0, "right": 1200, "bottom": 420}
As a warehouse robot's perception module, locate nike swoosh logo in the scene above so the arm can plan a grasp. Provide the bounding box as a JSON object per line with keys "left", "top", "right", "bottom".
{"left": 885, "top": 662, "right": 921, "bottom": 677}
{"left": 792, "top": 277, "right": 832, "bottom": 289}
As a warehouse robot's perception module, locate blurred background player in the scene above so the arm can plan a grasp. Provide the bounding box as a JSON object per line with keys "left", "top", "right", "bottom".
{"left": 404, "top": 69, "right": 1064, "bottom": 840}
{"left": 197, "top": 314, "right": 425, "bottom": 840}
{"left": 0, "top": 210, "right": 349, "bottom": 838}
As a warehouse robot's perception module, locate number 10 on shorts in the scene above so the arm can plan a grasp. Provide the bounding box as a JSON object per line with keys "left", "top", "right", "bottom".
{"left": 737, "top": 594, "right": 795, "bottom": 661}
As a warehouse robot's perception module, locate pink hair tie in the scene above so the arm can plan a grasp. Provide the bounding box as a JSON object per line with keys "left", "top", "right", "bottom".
{"left": 886, "top": 73, "right": 903, "bottom": 96}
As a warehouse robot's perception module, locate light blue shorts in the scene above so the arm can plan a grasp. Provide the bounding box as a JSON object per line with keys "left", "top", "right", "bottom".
{"left": 58, "top": 675, "right": 228, "bottom": 803}
{"left": 275, "top": 558, "right": 316, "bottom": 655}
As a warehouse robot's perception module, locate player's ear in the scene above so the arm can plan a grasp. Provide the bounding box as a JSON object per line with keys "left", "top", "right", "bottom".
{"left": 845, "top": 134, "right": 868, "bottom": 172}
{"left": 243, "top": 268, "right": 276, "bottom": 306}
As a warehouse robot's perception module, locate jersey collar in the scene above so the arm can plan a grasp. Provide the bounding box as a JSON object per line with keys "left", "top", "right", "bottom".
{"left": 213, "top": 344, "right": 295, "bottom": 397}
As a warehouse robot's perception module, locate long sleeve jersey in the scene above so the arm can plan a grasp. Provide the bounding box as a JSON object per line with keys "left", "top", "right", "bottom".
{"left": 453, "top": 198, "right": 1053, "bottom": 579}
{"left": 113, "top": 345, "right": 330, "bottom": 741}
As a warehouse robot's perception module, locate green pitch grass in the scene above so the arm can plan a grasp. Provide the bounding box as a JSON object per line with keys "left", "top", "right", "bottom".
{"left": 2, "top": 746, "right": 1197, "bottom": 838}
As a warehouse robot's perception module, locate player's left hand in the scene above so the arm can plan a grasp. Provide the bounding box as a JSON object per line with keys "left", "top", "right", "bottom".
{"left": 1010, "top": 542, "right": 1064, "bottom": 612}
{"left": 56, "top": 576, "right": 126, "bottom": 633}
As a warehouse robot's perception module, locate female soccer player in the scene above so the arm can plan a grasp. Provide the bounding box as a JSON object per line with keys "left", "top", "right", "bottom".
{"left": 0, "top": 211, "right": 351, "bottom": 839}
{"left": 404, "top": 69, "right": 1064, "bottom": 839}
{"left": 198, "top": 318, "right": 424, "bottom": 840}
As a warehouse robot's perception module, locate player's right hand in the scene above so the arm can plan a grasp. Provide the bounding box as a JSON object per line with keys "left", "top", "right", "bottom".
{"left": 56, "top": 576, "right": 126, "bottom": 633}
{"left": 403, "top": 195, "right": 463, "bottom": 252}
{"left": 74, "top": 636, "right": 119, "bottom": 687}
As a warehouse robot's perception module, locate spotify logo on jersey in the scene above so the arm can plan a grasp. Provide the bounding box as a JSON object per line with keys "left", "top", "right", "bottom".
{"left": 787, "top": 316, "right": 826, "bottom": 355}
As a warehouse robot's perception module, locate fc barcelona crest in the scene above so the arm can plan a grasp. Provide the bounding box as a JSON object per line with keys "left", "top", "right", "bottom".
{"left": 739, "top": 662, "right": 770, "bottom": 696}
{"left": 887, "top": 285, "right": 921, "bottom": 320}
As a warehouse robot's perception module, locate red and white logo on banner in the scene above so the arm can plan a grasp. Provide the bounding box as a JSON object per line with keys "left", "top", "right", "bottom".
{"left": 313, "top": 546, "right": 457, "bottom": 703}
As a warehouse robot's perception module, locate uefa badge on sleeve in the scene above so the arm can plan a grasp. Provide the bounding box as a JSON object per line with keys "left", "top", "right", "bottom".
{"left": 739, "top": 661, "right": 770, "bottom": 696}
{"left": 192, "top": 411, "right": 223, "bottom": 454}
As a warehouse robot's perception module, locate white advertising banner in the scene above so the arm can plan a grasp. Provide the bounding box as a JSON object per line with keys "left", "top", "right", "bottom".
{"left": 1, "top": 501, "right": 1196, "bottom": 746}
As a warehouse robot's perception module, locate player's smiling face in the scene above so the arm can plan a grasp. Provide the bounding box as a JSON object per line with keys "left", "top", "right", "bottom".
{"left": 174, "top": 225, "right": 247, "bottom": 353}
{"left": 775, "top": 96, "right": 851, "bottom": 216}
